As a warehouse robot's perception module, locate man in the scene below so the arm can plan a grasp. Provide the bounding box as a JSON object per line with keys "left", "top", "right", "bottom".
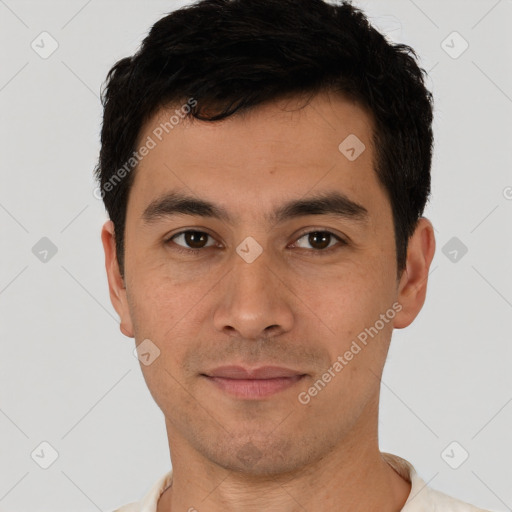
{"left": 95, "top": 0, "right": 491, "bottom": 510}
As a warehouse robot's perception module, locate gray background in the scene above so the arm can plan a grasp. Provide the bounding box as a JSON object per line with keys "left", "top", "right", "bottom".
{"left": 0, "top": 0, "right": 511, "bottom": 510}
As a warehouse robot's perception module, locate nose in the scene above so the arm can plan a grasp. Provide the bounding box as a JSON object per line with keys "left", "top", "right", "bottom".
{"left": 212, "top": 248, "right": 295, "bottom": 341}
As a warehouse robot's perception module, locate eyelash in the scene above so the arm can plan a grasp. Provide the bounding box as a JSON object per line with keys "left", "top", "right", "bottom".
{"left": 165, "top": 230, "right": 347, "bottom": 257}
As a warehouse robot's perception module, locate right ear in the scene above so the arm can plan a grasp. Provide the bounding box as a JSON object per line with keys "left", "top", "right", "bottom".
{"left": 101, "top": 220, "right": 134, "bottom": 338}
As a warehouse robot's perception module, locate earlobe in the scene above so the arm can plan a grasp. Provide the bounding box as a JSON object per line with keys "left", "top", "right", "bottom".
{"left": 394, "top": 217, "right": 436, "bottom": 329}
{"left": 101, "top": 220, "right": 135, "bottom": 338}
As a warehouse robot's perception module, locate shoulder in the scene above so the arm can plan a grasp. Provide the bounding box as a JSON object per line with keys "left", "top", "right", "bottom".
{"left": 109, "top": 470, "right": 173, "bottom": 512}
{"left": 423, "top": 486, "right": 492, "bottom": 511}
{"left": 381, "top": 452, "right": 493, "bottom": 512}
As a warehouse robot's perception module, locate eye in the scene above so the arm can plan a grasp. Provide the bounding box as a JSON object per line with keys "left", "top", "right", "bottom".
{"left": 167, "top": 230, "right": 217, "bottom": 254}
{"left": 292, "top": 230, "right": 346, "bottom": 253}
{"left": 166, "top": 229, "right": 346, "bottom": 256}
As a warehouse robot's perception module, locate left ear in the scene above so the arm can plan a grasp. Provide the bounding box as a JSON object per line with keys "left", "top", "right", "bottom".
{"left": 394, "top": 217, "right": 436, "bottom": 329}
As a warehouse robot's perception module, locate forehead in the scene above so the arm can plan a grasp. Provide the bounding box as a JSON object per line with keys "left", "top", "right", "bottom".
{"left": 128, "top": 91, "right": 388, "bottom": 225}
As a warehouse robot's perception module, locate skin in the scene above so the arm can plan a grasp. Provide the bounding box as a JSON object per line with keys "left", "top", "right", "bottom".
{"left": 102, "top": 90, "right": 435, "bottom": 512}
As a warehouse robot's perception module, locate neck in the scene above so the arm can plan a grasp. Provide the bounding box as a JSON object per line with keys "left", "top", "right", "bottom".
{"left": 157, "top": 408, "right": 411, "bottom": 512}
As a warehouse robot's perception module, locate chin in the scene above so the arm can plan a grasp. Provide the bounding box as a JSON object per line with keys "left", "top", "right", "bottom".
{"left": 205, "top": 434, "right": 319, "bottom": 477}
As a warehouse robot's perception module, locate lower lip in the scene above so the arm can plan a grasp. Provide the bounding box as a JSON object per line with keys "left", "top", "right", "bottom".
{"left": 204, "top": 375, "right": 305, "bottom": 399}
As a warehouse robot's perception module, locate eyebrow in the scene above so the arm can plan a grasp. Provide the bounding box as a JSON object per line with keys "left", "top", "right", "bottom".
{"left": 142, "top": 190, "right": 369, "bottom": 226}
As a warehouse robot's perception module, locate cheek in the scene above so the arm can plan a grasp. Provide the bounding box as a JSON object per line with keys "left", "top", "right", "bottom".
{"left": 304, "top": 263, "right": 389, "bottom": 327}
{"left": 126, "top": 273, "right": 188, "bottom": 344}
{"left": 126, "top": 268, "right": 215, "bottom": 374}
{"left": 301, "top": 263, "right": 396, "bottom": 371}
{"left": 128, "top": 278, "right": 201, "bottom": 408}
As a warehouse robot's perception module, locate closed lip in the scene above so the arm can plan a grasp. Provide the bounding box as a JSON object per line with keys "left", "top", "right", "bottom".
{"left": 203, "top": 365, "right": 306, "bottom": 379}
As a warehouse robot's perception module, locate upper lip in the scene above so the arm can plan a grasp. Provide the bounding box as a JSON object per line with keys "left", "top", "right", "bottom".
{"left": 204, "top": 365, "right": 305, "bottom": 379}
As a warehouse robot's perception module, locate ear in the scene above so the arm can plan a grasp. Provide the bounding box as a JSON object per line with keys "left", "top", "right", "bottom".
{"left": 101, "top": 220, "right": 134, "bottom": 338}
{"left": 394, "top": 217, "right": 436, "bottom": 329}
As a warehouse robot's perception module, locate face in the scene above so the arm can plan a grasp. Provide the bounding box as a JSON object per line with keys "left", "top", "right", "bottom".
{"left": 102, "top": 91, "right": 434, "bottom": 475}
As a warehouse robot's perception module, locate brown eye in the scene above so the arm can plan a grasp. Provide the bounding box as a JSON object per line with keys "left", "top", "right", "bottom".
{"left": 309, "top": 232, "right": 331, "bottom": 250}
{"left": 170, "top": 231, "right": 216, "bottom": 250}
{"left": 294, "top": 231, "right": 345, "bottom": 252}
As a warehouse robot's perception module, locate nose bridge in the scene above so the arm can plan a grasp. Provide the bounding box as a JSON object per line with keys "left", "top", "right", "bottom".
{"left": 213, "top": 245, "right": 294, "bottom": 340}
{"left": 233, "top": 249, "right": 275, "bottom": 302}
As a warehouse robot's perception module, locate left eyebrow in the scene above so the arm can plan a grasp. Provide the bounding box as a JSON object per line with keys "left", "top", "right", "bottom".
{"left": 142, "top": 190, "right": 369, "bottom": 226}
{"left": 267, "top": 191, "right": 369, "bottom": 226}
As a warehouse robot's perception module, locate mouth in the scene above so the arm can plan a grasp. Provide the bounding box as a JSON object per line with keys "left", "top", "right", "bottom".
{"left": 201, "top": 365, "right": 307, "bottom": 399}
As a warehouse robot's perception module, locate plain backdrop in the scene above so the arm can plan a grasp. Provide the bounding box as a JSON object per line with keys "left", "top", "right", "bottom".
{"left": 0, "top": 0, "right": 511, "bottom": 510}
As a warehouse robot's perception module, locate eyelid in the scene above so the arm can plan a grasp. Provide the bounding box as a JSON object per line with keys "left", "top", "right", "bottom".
{"left": 293, "top": 227, "right": 347, "bottom": 242}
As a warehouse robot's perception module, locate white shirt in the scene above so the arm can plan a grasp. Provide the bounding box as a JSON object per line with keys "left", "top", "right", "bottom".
{"left": 112, "top": 452, "right": 492, "bottom": 511}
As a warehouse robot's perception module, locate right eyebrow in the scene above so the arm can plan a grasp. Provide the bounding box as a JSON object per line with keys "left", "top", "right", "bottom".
{"left": 142, "top": 190, "right": 369, "bottom": 227}
{"left": 142, "top": 192, "right": 231, "bottom": 224}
